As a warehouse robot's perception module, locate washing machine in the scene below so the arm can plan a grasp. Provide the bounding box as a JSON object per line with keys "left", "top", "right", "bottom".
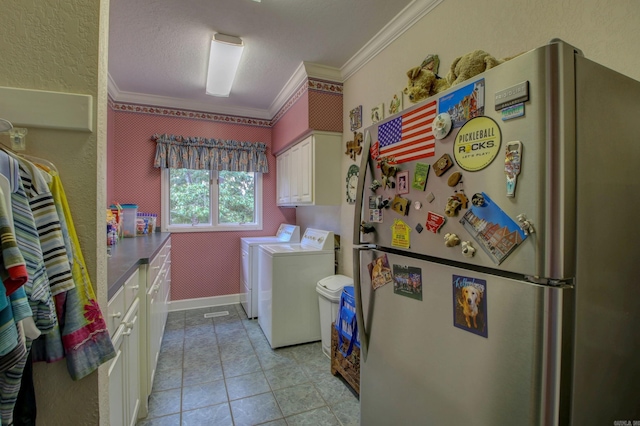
{"left": 258, "top": 228, "right": 335, "bottom": 349}
{"left": 240, "top": 224, "right": 300, "bottom": 318}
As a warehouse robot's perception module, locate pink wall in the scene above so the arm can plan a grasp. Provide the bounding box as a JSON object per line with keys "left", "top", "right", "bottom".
{"left": 271, "top": 90, "right": 309, "bottom": 154}
{"left": 111, "top": 110, "right": 295, "bottom": 300}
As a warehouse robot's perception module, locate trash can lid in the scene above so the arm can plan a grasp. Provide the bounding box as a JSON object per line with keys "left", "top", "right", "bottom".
{"left": 316, "top": 274, "right": 353, "bottom": 300}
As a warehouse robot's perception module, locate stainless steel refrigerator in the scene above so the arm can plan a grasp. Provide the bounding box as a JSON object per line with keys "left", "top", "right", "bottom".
{"left": 352, "top": 39, "right": 640, "bottom": 425}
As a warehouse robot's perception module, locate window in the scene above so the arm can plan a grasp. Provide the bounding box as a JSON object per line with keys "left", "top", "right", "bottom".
{"left": 161, "top": 168, "right": 262, "bottom": 232}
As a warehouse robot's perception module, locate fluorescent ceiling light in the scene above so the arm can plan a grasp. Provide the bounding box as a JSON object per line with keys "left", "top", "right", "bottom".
{"left": 206, "top": 33, "right": 244, "bottom": 97}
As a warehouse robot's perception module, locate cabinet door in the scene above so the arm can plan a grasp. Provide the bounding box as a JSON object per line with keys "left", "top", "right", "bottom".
{"left": 123, "top": 299, "right": 141, "bottom": 426}
{"left": 276, "top": 152, "right": 290, "bottom": 205}
{"left": 289, "top": 144, "right": 301, "bottom": 202}
{"left": 147, "top": 279, "right": 160, "bottom": 393}
{"left": 109, "top": 328, "right": 126, "bottom": 426}
{"left": 298, "top": 137, "right": 313, "bottom": 203}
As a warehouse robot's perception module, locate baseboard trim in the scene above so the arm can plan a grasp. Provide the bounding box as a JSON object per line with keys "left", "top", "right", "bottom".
{"left": 168, "top": 294, "right": 241, "bottom": 312}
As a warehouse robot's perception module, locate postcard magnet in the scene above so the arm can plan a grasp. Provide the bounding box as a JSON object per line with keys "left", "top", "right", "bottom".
{"left": 412, "top": 163, "right": 430, "bottom": 191}
{"left": 459, "top": 192, "right": 528, "bottom": 265}
{"left": 368, "top": 254, "right": 392, "bottom": 289}
{"left": 453, "top": 275, "right": 487, "bottom": 337}
{"left": 393, "top": 265, "right": 423, "bottom": 301}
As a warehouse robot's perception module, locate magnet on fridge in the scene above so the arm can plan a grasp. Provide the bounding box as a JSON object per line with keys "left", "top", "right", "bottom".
{"left": 454, "top": 190, "right": 468, "bottom": 209}
{"left": 461, "top": 241, "right": 476, "bottom": 258}
{"left": 471, "top": 193, "right": 486, "bottom": 207}
{"left": 444, "top": 233, "right": 461, "bottom": 247}
{"left": 425, "top": 212, "right": 445, "bottom": 233}
{"left": 445, "top": 196, "right": 461, "bottom": 217}
{"left": 505, "top": 141, "right": 522, "bottom": 197}
{"left": 414, "top": 201, "right": 422, "bottom": 210}
{"left": 516, "top": 214, "right": 535, "bottom": 235}
{"left": 360, "top": 221, "right": 376, "bottom": 234}
{"left": 433, "top": 153, "right": 454, "bottom": 177}
{"left": 448, "top": 172, "right": 462, "bottom": 187}
{"left": 415, "top": 223, "right": 424, "bottom": 234}
{"left": 426, "top": 192, "right": 435, "bottom": 203}
{"left": 370, "top": 180, "right": 382, "bottom": 191}
{"left": 432, "top": 113, "right": 452, "bottom": 140}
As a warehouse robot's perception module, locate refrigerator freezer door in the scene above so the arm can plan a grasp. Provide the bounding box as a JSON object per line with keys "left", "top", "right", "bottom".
{"left": 358, "top": 249, "right": 569, "bottom": 426}
{"left": 356, "top": 41, "right": 580, "bottom": 280}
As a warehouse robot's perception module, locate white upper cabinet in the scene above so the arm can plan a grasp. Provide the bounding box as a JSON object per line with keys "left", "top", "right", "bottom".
{"left": 276, "top": 131, "right": 342, "bottom": 207}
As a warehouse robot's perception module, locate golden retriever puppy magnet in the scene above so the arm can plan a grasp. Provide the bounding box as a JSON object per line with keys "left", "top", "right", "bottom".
{"left": 459, "top": 285, "right": 483, "bottom": 329}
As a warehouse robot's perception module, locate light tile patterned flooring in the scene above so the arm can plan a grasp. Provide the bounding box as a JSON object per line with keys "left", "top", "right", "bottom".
{"left": 137, "top": 304, "right": 360, "bottom": 426}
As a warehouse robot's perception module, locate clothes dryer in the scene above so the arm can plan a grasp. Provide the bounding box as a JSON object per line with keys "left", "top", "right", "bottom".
{"left": 240, "top": 224, "right": 300, "bottom": 318}
{"left": 258, "top": 228, "right": 335, "bottom": 348}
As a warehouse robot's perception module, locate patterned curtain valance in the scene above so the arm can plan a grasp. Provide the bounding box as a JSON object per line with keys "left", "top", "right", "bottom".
{"left": 152, "top": 133, "right": 269, "bottom": 173}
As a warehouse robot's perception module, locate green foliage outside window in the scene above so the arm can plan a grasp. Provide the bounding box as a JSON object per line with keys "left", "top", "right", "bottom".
{"left": 169, "top": 169, "right": 255, "bottom": 225}
{"left": 218, "top": 171, "right": 255, "bottom": 224}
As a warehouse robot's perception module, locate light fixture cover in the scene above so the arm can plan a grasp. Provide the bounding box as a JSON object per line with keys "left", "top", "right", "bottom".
{"left": 206, "top": 33, "right": 244, "bottom": 97}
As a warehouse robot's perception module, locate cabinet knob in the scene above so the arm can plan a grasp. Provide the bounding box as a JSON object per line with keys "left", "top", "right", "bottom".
{"left": 153, "top": 266, "right": 161, "bottom": 270}
{"left": 124, "top": 321, "right": 134, "bottom": 328}
{"left": 130, "top": 285, "right": 139, "bottom": 290}
{"left": 110, "top": 312, "right": 122, "bottom": 319}
{"left": 123, "top": 330, "right": 132, "bottom": 336}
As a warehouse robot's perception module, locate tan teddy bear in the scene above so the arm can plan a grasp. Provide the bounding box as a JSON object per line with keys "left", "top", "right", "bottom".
{"left": 403, "top": 53, "right": 450, "bottom": 103}
{"left": 445, "top": 50, "right": 507, "bottom": 87}
{"left": 403, "top": 68, "right": 450, "bottom": 103}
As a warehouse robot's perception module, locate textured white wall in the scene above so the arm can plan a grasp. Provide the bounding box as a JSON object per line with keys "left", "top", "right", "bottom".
{"left": 0, "top": 1, "right": 108, "bottom": 425}
{"left": 339, "top": 0, "right": 640, "bottom": 277}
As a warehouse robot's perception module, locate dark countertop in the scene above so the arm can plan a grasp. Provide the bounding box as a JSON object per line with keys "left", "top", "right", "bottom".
{"left": 107, "top": 232, "right": 171, "bottom": 300}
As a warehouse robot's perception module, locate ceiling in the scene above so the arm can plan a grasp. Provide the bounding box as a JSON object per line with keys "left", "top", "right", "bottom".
{"left": 108, "top": 0, "right": 426, "bottom": 120}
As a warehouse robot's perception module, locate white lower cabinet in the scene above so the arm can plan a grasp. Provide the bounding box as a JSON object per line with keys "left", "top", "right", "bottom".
{"left": 108, "top": 329, "right": 125, "bottom": 426}
{"left": 109, "top": 236, "right": 171, "bottom": 424}
{"left": 146, "top": 238, "right": 171, "bottom": 399}
{"left": 109, "top": 297, "right": 140, "bottom": 426}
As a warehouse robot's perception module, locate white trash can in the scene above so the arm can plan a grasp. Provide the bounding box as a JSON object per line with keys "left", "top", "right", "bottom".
{"left": 316, "top": 274, "right": 353, "bottom": 358}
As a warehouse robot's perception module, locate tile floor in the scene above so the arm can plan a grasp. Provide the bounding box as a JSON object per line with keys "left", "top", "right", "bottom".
{"left": 137, "top": 304, "right": 360, "bottom": 426}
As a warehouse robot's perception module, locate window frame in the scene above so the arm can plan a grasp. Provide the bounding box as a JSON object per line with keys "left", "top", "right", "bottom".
{"left": 161, "top": 168, "right": 263, "bottom": 233}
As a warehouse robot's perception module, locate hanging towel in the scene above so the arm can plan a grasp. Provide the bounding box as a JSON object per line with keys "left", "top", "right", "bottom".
{"left": 0, "top": 152, "right": 57, "bottom": 332}
{"left": 40, "top": 172, "right": 115, "bottom": 379}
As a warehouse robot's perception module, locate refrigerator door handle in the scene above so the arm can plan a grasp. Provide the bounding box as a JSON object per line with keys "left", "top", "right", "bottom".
{"left": 352, "top": 245, "right": 372, "bottom": 360}
{"left": 352, "top": 129, "right": 373, "bottom": 245}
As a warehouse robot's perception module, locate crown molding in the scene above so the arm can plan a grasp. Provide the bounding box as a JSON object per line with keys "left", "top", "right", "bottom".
{"left": 107, "top": 74, "right": 271, "bottom": 120}
{"left": 304, "top": 62, "right": 342, "bottom": 82}
{"left": 268, "top": 62, "right": 308, "bottom": 119}
{"left": 341, "top": 0, "right": 444, "bottom": 82}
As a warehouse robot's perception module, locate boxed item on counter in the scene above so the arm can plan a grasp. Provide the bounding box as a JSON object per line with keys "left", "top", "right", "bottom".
{"left": 136, "top": 213, "right": 157, "bottom": 235}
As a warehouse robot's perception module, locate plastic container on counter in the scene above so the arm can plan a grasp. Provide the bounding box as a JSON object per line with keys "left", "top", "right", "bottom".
{"left": 118, "top": 204, "right": 138, "bottom": 237}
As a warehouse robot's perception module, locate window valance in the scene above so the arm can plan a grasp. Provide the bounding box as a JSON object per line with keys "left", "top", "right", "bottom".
{"left": 152, "top": 134, "right": 269, "bottom": 173}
